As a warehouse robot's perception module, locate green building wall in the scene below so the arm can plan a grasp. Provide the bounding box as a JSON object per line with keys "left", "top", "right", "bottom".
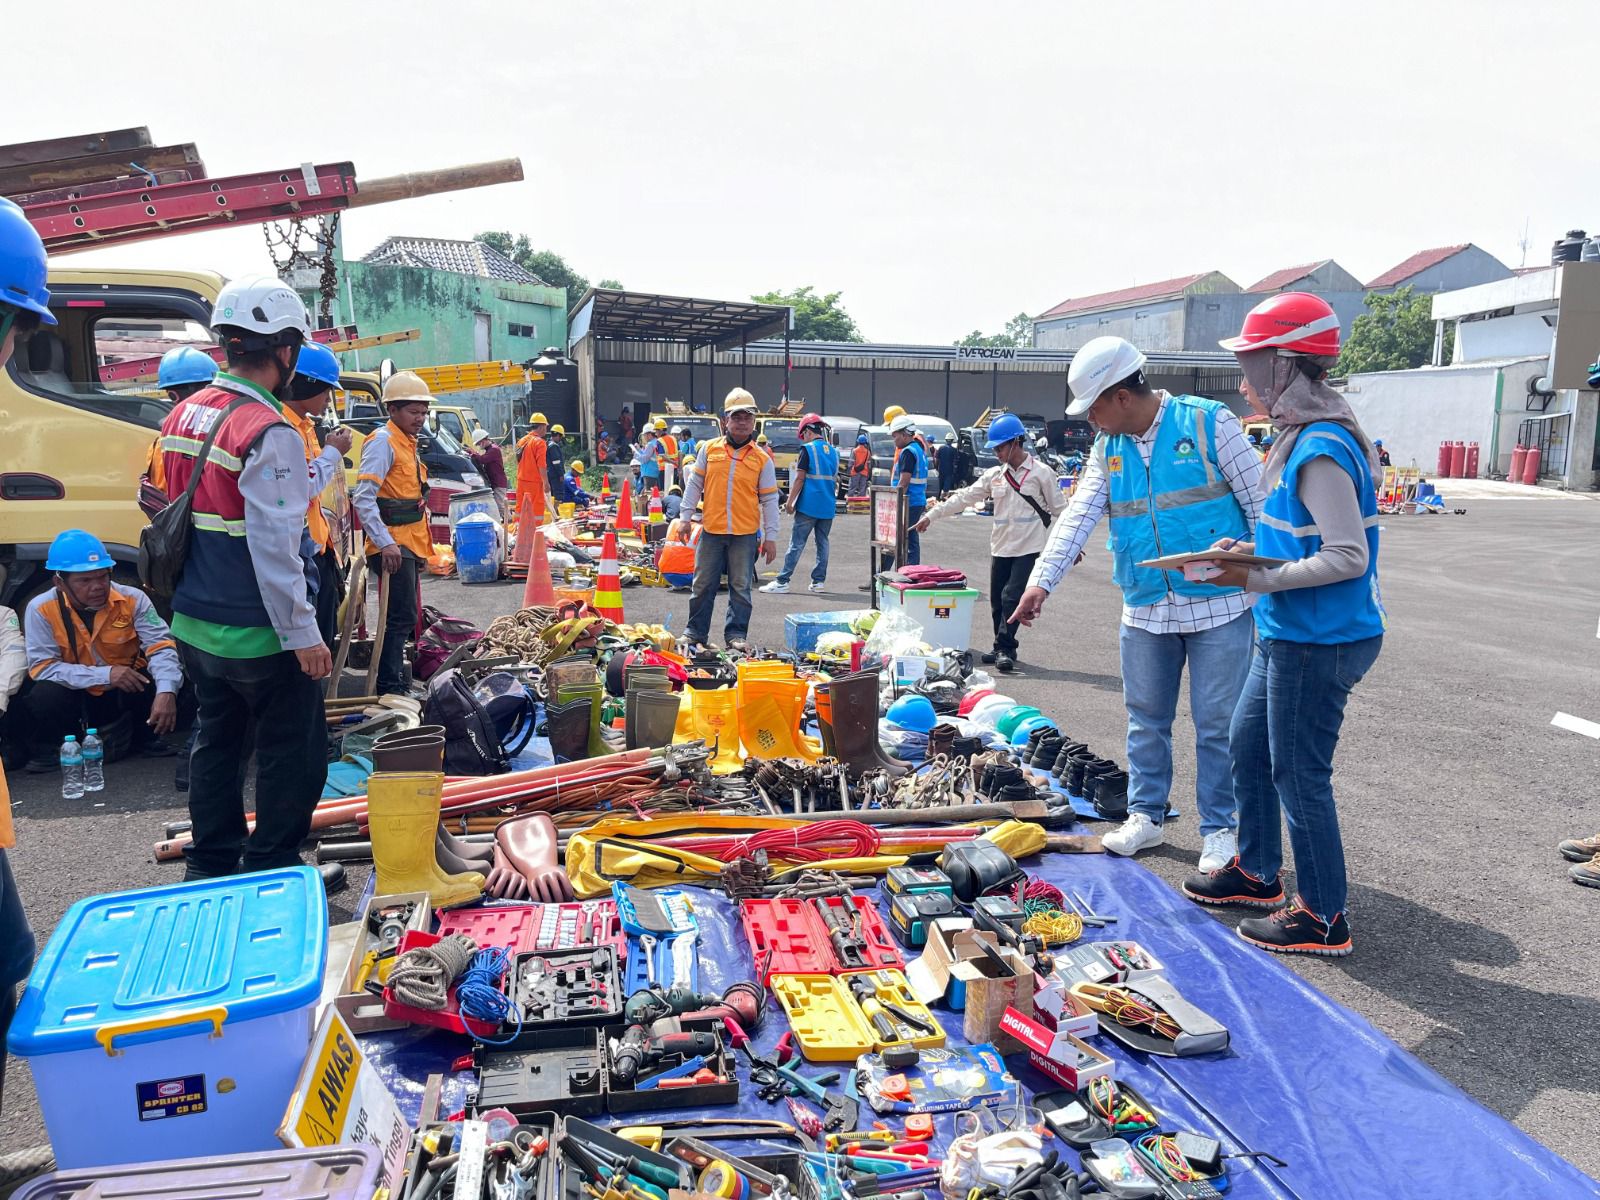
{"left": 307, "top": 259, "right": 567, "bottom": 371}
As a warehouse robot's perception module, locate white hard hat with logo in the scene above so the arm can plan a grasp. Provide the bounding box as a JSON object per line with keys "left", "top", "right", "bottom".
{"left": 888, "top": 414, "right": 918, "bottom": 435}
{"left": 1066, "top": 336, "right": 1147, "bottom": 417}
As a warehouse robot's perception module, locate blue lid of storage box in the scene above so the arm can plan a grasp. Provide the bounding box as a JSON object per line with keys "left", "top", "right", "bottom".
{"left": 8, "top": 866, "right": 327, "bottom": 1057}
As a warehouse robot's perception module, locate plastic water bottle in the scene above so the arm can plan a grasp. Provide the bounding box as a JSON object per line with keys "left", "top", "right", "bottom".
{"left": 82, "top": 728, "right": 105, "bottom": 793}
{"left": 59, "top": 736, "right": 84, "bottom": 801}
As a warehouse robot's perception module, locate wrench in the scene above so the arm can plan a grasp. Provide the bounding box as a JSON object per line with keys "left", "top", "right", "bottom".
{"left": 639, "top": 933, "right": 658, "bottom": 986}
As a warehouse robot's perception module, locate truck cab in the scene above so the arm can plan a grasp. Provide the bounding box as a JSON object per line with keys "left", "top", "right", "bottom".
{"left": 0, "top": 267, "right": 224, "bottom": 608}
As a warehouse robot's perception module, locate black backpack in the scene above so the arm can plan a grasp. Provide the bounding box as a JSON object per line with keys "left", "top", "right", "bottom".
{"left": 423, "top": 668, "right": 509, "bottom": 776}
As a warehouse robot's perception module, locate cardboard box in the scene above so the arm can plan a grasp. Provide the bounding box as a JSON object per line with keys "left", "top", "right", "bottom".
{"left": 955, "top": 937, "right": 1034, "bottom": 1053}
{"left": 905, "top": 916, "right": 976, "bottom": 1006}
{"left": 331, "top": 892, "right": 431, "bottom": 1034}
{"left": 999, "top": 1006, "right": 1113, "bottom": 1091}
{"left": 1028, "top": 969, "right": 1101, "bottom": 1041}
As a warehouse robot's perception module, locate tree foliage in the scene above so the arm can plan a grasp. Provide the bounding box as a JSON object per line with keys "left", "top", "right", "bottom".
{"left": 752, "top": 286, "right": 864, "bottom": 342}
{"left": 954, "top": 311, "right": 1036, "bottom": 348}
{"left": 475, "top": 232, "right": 619, "bottom": 296}
{"left": 1337, "top": 286, "right": 1451, "bottom": 375}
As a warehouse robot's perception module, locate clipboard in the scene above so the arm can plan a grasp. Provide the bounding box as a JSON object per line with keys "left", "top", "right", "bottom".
{"left": 1137, "top": 550, "right": 1289, "bottom": 570}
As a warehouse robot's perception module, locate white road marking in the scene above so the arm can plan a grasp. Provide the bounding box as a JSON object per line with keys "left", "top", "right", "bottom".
{"left": 1552, "top": 712, "right": 1600, "bottom": 739}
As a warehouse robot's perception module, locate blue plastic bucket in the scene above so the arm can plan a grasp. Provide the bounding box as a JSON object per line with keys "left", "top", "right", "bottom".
{"left": 454, "top": 513, "right": 500, "bottom": 584}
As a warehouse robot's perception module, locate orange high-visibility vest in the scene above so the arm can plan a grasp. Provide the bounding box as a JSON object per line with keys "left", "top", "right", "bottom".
{"left": 698, "top": 438, "right": 774, "bottom": 536}
{"left": 29, "top": 586, "right": 173, "bottom": 696}
{"left": 360, "top": 420, "right": 434, "bottom": 559}
{"left": 284, "top": 407, "right": 333, "bottom": 551}
{"left": 516, "top": 433, "right": 548, "bottom": 518}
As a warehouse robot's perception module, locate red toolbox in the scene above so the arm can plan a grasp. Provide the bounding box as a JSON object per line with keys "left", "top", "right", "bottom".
{"left": 741, "top": 895, "right": 903, "bottom": 983}
{"left": 436, "top": 900, "right": 624, "bottom": 956}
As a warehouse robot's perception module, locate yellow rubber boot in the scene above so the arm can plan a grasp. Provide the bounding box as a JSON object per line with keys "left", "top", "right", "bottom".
{"left": 691, "top": 687, "right": 745, "bottom": 774}
{"left": 673, "top": 689, "right": 696, "bottom": 742}
{"left": 367, "top": 771, "right": 485, "bottom": 908}
{"left": 740, "top": 678, "right": 822, "bottom": 762}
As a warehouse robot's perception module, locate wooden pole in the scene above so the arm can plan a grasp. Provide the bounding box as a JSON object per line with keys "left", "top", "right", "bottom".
{"left": 350, "top": 158, "right": 524, "bottom": 208}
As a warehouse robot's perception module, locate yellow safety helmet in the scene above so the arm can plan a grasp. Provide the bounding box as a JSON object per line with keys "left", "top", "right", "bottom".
{"left": 569, "top": 460, "right": 585, "bottom": 473}
{"left": 681, "top": 453, "right": 696, "bottom": 465}
{"left": 882, "top": 405, "right": 906, "bottom": 424}
{"left": 652, "top": 416, "right": 668, "bottom": 431}
{"left": 382, "top": 371, "right": 431, "bottom": 405}
{"left": 529, "top": 411, "right": 548, "bottom": 426}
{"left": 549, "top": 424, "right": 565, "bottom": 437}
{"left": 724, "top": 387, "right": 759, "bottom": 415}
{"left": 757, "top": 433, "right": 770, "bottom": 445}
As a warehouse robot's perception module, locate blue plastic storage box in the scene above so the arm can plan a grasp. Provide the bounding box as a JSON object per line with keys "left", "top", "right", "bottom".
{"left": 9, "top": 866, "right": 327, "bottom": 1170}
{"left": 784, "top": 609, "right": 869, "bottom": 655}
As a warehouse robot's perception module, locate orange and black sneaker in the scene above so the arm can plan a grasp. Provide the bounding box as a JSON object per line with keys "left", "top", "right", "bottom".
{"left": 1181, "top": 858, "right": 1285, "bottom": 909}
{"left": 1237, "top": 902, "right": 1353, "bottom": 957}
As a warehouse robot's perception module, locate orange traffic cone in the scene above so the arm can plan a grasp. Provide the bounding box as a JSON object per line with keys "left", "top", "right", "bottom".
{"left": 615, "top": 477, "right": 637, "bottom": 534}
{"left": 648, "top": 487, "right": 664, "bottom": 525}
{"left": 522, "top": 526, "right": 556, "bottom": 607}
{"left": 511, "top": 494, "right": 536, "bottom": 565}
{"left": 600, "top": 473, "right": 613, "bottom": 502}
{"left": 592, "top": 530, "right": 624, "bottom": 623}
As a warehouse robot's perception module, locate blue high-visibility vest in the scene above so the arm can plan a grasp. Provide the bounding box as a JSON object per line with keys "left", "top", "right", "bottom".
{"left": 797, "top": 439, "right": 840, "bottom": 520}
{"left": 900, "top": 440, "right": 928, "bottom": 508}
{"left": 1102, "top": 395, "right": 1249, "bottom": 606}
{"left": 1255, "top": 422, "right": 1386, "bottom": 644}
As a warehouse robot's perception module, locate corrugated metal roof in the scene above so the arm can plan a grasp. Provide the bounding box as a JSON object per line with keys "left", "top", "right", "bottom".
{"left": 1366, "top": 244, "right": 1470, "bottom": 288}
{"left": 363, "top": 236, "right": 544, "bottom": 285}
{"left": 597, "top": 337, "right": 1238, "bottom": 375}
{"left": 1036, "top": 272, "right": 1212, "bottom": 320}
{"left": 1246, "top": 261, "right": 1329, "bottom": 292}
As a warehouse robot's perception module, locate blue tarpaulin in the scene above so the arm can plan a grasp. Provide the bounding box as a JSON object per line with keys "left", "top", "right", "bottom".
{"left": 362, "top": 846, "right": 1599, "bottom": 1199}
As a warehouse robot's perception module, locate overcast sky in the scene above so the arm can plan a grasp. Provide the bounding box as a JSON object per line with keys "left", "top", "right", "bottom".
{"left": 17, "top": 1, "right": 1590, "bottom": 343}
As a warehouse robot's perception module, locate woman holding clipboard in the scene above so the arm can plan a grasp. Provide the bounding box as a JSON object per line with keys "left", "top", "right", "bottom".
{"left": 1179, "top": 293, "right": 1386, "bottom": 957}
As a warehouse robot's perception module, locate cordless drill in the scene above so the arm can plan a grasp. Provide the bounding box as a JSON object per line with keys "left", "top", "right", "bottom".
{"left": 609, "top": 1017, "right": 718, "bottom": 1085}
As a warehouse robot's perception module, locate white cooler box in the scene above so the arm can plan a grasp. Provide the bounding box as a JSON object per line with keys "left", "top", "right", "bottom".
{"left": 877, "top": 579, "right": 981, "bottom": 650}
{"left": 8, "top": 866, "right": 327, "bottom": 1170}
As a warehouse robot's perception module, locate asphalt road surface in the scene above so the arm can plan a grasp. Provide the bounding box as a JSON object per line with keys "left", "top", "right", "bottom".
{"left": 4, "top": 495, "right": 1598, "bottom": 1181}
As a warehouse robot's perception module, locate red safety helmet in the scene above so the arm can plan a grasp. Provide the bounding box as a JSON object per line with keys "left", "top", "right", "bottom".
{"left": 1219, "top": 292, "right": 1341, "bottom": 357}
{"left": 957, "top": 686, "right": 995, "bottom": 717}
{"left": 798, "top": 412, "right": 828, "bottom": 434}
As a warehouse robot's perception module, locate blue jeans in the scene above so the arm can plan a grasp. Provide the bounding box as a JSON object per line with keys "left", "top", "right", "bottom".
{"left": 1234, "top": 635, "right": 1381, "bottom": 922}
{"left": 1118, "top": 612, "right": 1254, "bottom": 834}
{"left": 686, "top": 532, "right": 759, "bottom": 644}
{"left": 776, "top": 513, "right": 833, "bottom": 585}
{"left": 905, "top": 504, "right": 925, "bottom": 566}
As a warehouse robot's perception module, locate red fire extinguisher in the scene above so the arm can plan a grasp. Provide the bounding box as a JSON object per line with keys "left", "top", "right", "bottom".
{"left": 1508, "top": 445, "right": 1528, "bottom": 482}
{"left": 1464, "top": 441, "right": 1480, "bottom": 478}
{"left": 1437, "top": 441, "right": 1453, "bottom": 477}
{"left": 1521, "top": 445, "right": 1542, "bottom": 485}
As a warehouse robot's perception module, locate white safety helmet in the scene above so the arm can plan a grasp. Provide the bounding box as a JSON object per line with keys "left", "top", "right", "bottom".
{"left": 888, "top": 414, "right": 918, "bottom": 436}
{"left": 966, "top": 694, "right": 1018, "bottom": 730}
{"left": 1066, "top": 336, "right": 1147, "bottom": 417}
{"left": 212, "top": 275, "right": 311, "bottom": 342}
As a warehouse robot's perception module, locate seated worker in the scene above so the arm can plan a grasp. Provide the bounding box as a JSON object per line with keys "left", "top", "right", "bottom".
{"left": 663, "top": 485, "right": 683, "bottom": 521}
{"left": 353, "top": 371, "right": 434, "bottom": 696}
{"left": 657, "top": 508, "right": 701, "bottom": 589}
{"left": 20, "top": 529, "right": 180, "bottom": 771}
{"left": 562, "top": 459, "right": 593, "bottom": 507}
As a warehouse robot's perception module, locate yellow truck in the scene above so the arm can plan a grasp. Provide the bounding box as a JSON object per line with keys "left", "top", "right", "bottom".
{"left": 0, "top": 266, "right": 224, "bottom": 608}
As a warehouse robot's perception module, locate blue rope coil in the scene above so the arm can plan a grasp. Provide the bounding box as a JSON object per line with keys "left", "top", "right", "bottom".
{"left": 455, "top": 945, "right": 523, "bottom": 1045}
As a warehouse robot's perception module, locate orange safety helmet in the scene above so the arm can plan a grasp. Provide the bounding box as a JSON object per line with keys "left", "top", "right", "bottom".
{"left": 1219, "top": 291, "right": 1341, "bottom": 358}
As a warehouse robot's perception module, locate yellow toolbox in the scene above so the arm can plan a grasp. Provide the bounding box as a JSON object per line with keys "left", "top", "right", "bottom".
{"left": 843, "top": 968, "right": 947, "bottom": 1052}
{"left": 770, "top": 975, "right": 875, "bottom": 1062}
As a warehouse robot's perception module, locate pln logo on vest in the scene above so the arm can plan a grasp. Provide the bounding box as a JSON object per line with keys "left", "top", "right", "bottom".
{"left": 1173, "top": 436, "right": 1197, "bottom": 459}
{"left": 1107, "top": 455, "right": 1124, "bottom": 474}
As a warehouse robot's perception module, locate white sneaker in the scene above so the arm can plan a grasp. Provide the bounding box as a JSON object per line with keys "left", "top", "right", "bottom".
{"left": 1198, "top": 828, "right": 1238, "bottom": 873}
{"left": 1102, "top": 813, "right": 1164, "bottom": 857}
{"left": 759, "top": 580, "right": 790, "bottom": 594}
{"left": 807, "top": 582, "right": 827, "bottom": 593}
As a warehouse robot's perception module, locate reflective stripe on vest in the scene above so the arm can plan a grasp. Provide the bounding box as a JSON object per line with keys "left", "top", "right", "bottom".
{"left": 361, "top": 422, "right": 434, "bottom": 559}
{"left": 1102, "top": 395, "right": 1249, "bottom": 606}
{"left": 700, "top": 438, "right": 773, "bottom": 536}
{"left": 285, "top": 408, "right": 332, "bottom": 550}
{"left": 1255, "top": 424, "right": 1387, "bottom": 644}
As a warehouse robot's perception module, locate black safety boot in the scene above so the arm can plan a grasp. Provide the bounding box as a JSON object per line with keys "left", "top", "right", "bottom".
{"left": 1237, "top": 900, "right": 1353, "bottom": 957}
{"left": 1181, "top": 858, "right": 1286, "bottom": 908}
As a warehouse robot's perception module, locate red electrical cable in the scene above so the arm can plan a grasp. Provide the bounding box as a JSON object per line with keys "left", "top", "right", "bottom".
{"left": 687, "top": 820, "right": 883, "bottom": 864}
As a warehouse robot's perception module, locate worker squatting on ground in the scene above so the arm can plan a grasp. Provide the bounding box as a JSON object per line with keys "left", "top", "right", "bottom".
{"left": 0, "top": 198, "right": 48, "bottom": 1093}
{"left": 282, "top": 342, "right": 354, "bottom": 649}
{"left": 761, "top": 413, "right": 839, "bottom": 594}
{"left": 354, "top": 371, "right": 435, "bottom": 697}
{"left": 20, "top": 530, "right": 181, "bottom": 771}
{"left": 1011, "top": 335, "right": 1263, "bottom": 875}
{"left": 916, "top": 413, "right": 1064, "bottom": 673}
{"left": 680, "top": 389, "right": 779, "bottom": 647}
{"left": 1177, "top": 292, "right": 1386, "bottom": 957}
{"left": 469, "top": 427, "right": 510, "bottom": 523}
{"left": 562, "top": 460, "right": 593, "bottom": 507}
{"left": 157, "top": 275, "right": 331, "bottom": 881}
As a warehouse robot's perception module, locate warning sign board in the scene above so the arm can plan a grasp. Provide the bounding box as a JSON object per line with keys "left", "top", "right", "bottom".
{"left": 278, "top": 1008, "right": 409, "bottom": 1191}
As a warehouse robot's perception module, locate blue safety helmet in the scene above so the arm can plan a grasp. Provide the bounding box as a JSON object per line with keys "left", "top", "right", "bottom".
{"left": 886, "top": 694, "right": 937, "bottom": 734}
{"left": 857, "top": 434, "right": 869, "bottom": 445}
{"left": 985, "top": 413, "right": 1026, "bottom": 448}
{"left": 46, "top": 528, "right": 112, "bottom": 573}
{"left": 0, "top": 198, "right": 56, "bottom": 326}
{"left": 1010, "top": 714, "right": 1057, "bottom": 747}
{"left": 294, "top": 341, "right": 342, "bottom": 388}
{"left": 157, "top": 346, "right": 218, "bottom": 389}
